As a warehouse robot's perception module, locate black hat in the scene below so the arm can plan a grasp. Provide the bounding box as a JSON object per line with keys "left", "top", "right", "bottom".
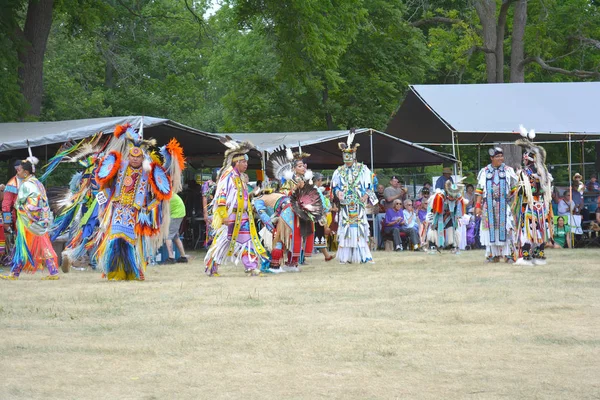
{"left": 13, "top": 160, "right": 22, "bottom": 167}
{"left": 488, "top": 146, "right": 503, "bottom": 157}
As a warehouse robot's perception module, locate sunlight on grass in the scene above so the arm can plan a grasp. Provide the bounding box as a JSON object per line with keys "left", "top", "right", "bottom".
{"left": 1, "top": 248, "right": 599, "bottom": 399}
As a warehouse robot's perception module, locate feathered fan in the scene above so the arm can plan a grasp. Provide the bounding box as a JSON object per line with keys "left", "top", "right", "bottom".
{"left": 266, "top": 146, "right": 294, "bottom": 181}
{"left": 290, "top": 184, "right": 325, "bottom": 223}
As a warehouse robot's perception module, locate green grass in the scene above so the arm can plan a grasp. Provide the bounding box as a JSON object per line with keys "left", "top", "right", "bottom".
{"left": 1, "top": 248, "right": 599, "bottom": 399}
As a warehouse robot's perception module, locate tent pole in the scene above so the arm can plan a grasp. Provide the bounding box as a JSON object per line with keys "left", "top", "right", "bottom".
{"left": 369, "top": 129, "right": 374, "bottom": 173}
{"left": 568, "top": 133, "right": 573, "bottom": 249}
{"left": 477, "top": 144, "right": 481, "bottom": 171}
{"left": 451, "top": 131, "right": 457, "bottom": 174}
{"left": 581, "top": 140, "right": 585, "bottom": 181}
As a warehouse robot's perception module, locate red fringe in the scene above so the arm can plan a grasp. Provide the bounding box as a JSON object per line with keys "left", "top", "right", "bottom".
{"left": 114, "top": 123, "right": 131, "bottom": 138}
{"left": 96, "top": 151, "right": 121, "bottom": 189}
{"left": 135, "top": 224, "right": 159, "bottom": 237}
{"left": 166, "top": 138, "right": 185, "bottom": 170}
{"left": 432, "top": 193, "right": 444, "bottom": 214}
{"left": 148, "top": 163, "right": 173, "bottom": 201}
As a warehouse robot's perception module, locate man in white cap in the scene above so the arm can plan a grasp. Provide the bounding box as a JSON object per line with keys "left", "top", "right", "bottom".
{"left": 474, "top": 146, "right": 518, "bottom": 263}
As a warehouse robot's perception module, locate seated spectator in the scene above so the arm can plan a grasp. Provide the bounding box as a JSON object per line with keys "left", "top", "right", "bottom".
{"left": 383, "top": 200, "right": 420, "bottom": 251}
{"left": 558, "top": 191, "right": 577, "bottom": 216}
{"left": 416, "top": 187, "right": 430, "bottom": 204}
{"left": 402, "top": 199, "right": 422, "bottom": 251}
{"left": 416, "top": 200, "right": 429, "bottom": 247}
{"left": 383, "top": 176, "right": 406, "bottom": 210}
{"left": 586, "top": 175, "right": 600, "bottom": 192}
{"left": 551, "top": 216, "right": 571, "bottom": 249}
{"left": 464, "top": 184, "right": 475, "bottom": 214}
{"left": 422, "top": 182, "right": 432, "bottom": 191}
{"left": 596, "top": 196, "right": 600, "bottom": 224}
{"left": 376, "top": 184, "right": 386, "bottom": 213}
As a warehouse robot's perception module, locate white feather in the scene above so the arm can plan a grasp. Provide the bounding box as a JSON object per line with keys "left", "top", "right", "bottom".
{"left": 283, "top": 170, "right": 294, "bottom": 181}
{"left": 26, "top": 156, "right": 39, "bottom": 165}
{"left": 528, "top": 129, "right": 536, "bottom": 140}
{"left": 304, "top": 169, "right": 314, "bottom": 181}
{"left": 519, "top": 125, "right": 528, "bottom": 138}
{"left": 285, "top": 147, "right": 293, "bottom": 161}
{"left": 142, "top": 159, "right": 151, "bottom": 172}
{"left": 347, "top": 131, "right": 355, "bottom": 147}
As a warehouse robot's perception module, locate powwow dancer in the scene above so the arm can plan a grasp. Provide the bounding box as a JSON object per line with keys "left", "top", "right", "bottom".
{"left": 261, "top": 146, "right": 323, "bottom": 272}
{"left": 474, "top": 146, "right": 519, "bottom": 263}
{"left": 331, "top": 129, "right": 377, "bottom": 264}
{"left": 2, "top": 161, "right": 24, "bottom": 263}
{"left": 426, "top": 179, "right": 468, "bottom": 253}
{"left": 96, "top": 124, "right": 185, "bottom": 280}
{"left": 513, "top": 125, "right": 554, "bottom": 265}
{"left": 205, "top": 137, "right": 268, "bottom": 277}
{"left": 40, "top": 134, "right": 108, "bottom": 272}
{"left": 1, "top": 157, "right": 60, "bottom": 280}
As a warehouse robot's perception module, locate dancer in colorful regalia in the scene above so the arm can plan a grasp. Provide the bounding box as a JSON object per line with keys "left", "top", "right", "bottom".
{"left": 1, "top": 160, "right": 24, "bottom": 264}
{"left": 331, "top": 129, "right": 377, "bottom": 264}
{"left": 96, "top": 124, "right": 185, "bottom": 280}
{"left": 513, "top": 126, "right": 554, "bottom": 265}
{"left": 474, "top": 146, "right": 519, "bottom": 263}
{"left": 204, "top": 137, "right": 269, "bottom": 277}
{"left": 259, "top": 146, "right": 323, "bottom": 272}
{"left": 39, "top": 134, "right": 109, "bottom": 272}
{"left": 426, "top": 179, "right": 469, "bottom": 253}
{"left": 1, "top": 157, "right": 59, "bottom": 280}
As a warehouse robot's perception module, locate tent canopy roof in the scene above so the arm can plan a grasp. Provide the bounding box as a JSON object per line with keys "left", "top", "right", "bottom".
{"left": 386, "top": 82, "right": 600, "bottom": 144}
{"left": 0, "top": 117, "right": 455, "bottom": 168}
{"left": 0, "top": 116, "right": 227, "bottom": 166}
{"left": 224, "top": 129, "right": 456, "bottom": 169}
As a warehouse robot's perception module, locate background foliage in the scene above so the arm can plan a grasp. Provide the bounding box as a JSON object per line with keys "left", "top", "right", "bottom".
{"left": 1, "top": 0, "right": 599, "bottom": 185}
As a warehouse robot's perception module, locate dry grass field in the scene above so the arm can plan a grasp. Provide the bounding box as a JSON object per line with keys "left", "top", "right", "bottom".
{"left": 1, "top": 248, "right": 599, "bottom": 400}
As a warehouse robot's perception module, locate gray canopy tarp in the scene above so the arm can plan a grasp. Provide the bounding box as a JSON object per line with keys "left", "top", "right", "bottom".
{"left": 224, "top": 128, "right": 456, "bottom": 169}
{"left": 0, "top": 117, "right": 455, "bottom": 169}
{"left": 386, "top": 82, "right": 600, "bottom": 145}
{"left": 0, "top": 116, "right": 227, "bottom": 167}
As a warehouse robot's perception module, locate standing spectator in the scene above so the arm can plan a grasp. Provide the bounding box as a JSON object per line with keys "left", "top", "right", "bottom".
{"left": 551, "top": 216, "right": 571, "bottom": 249}
{"left": 164, "top": 193, "right": 188, "bottom": 264}
{"left": 423, "top": 182, "right": 432, "bottom": 191}
{"left": 558, "top": 191, "right": 577, "bottom": 217}
{"left": 586, "top": 174, "right": 600, "bottom": 192}
{"left": 435, "top": 167, "right": 454, "bottom": 190}
{"left": 570, "top": 174, "right": 585, "bottom": 211}
{"left": 202, "top": 169, "right": 219, "bottom": 246}
{"left": 383, "top": 176, "right": 405, "bottom": 210}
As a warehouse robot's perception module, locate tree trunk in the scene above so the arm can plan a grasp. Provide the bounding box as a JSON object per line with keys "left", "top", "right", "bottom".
{"left": 474, "top": 0, "right": 497, "bottom": 83}
{"left": 494, "top": 2, "right": 514, "bottom": 83}
{"left": 322, "top": 83, "right": 335, "bottom": 130}
{"left": 503, "top": 144, "right": 522, "bottom": 170}
{"left": 509, "top": 0, "right": 528, "bottom": 82}
{"left": 17, "top": 0, "right": 55, "bottom": 117}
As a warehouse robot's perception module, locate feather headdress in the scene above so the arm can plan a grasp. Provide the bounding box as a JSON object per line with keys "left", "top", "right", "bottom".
{"left": 219, "top": 135, "right": 256, "bottom": 173}
{"left": 515, "top": 125, "right": 552, "bottom": 207}
{"left": 338, "top": 128, "right": 360, "bottom": 162}
{"left": 266, "top": 146, "right": 294, "bottom": 182}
